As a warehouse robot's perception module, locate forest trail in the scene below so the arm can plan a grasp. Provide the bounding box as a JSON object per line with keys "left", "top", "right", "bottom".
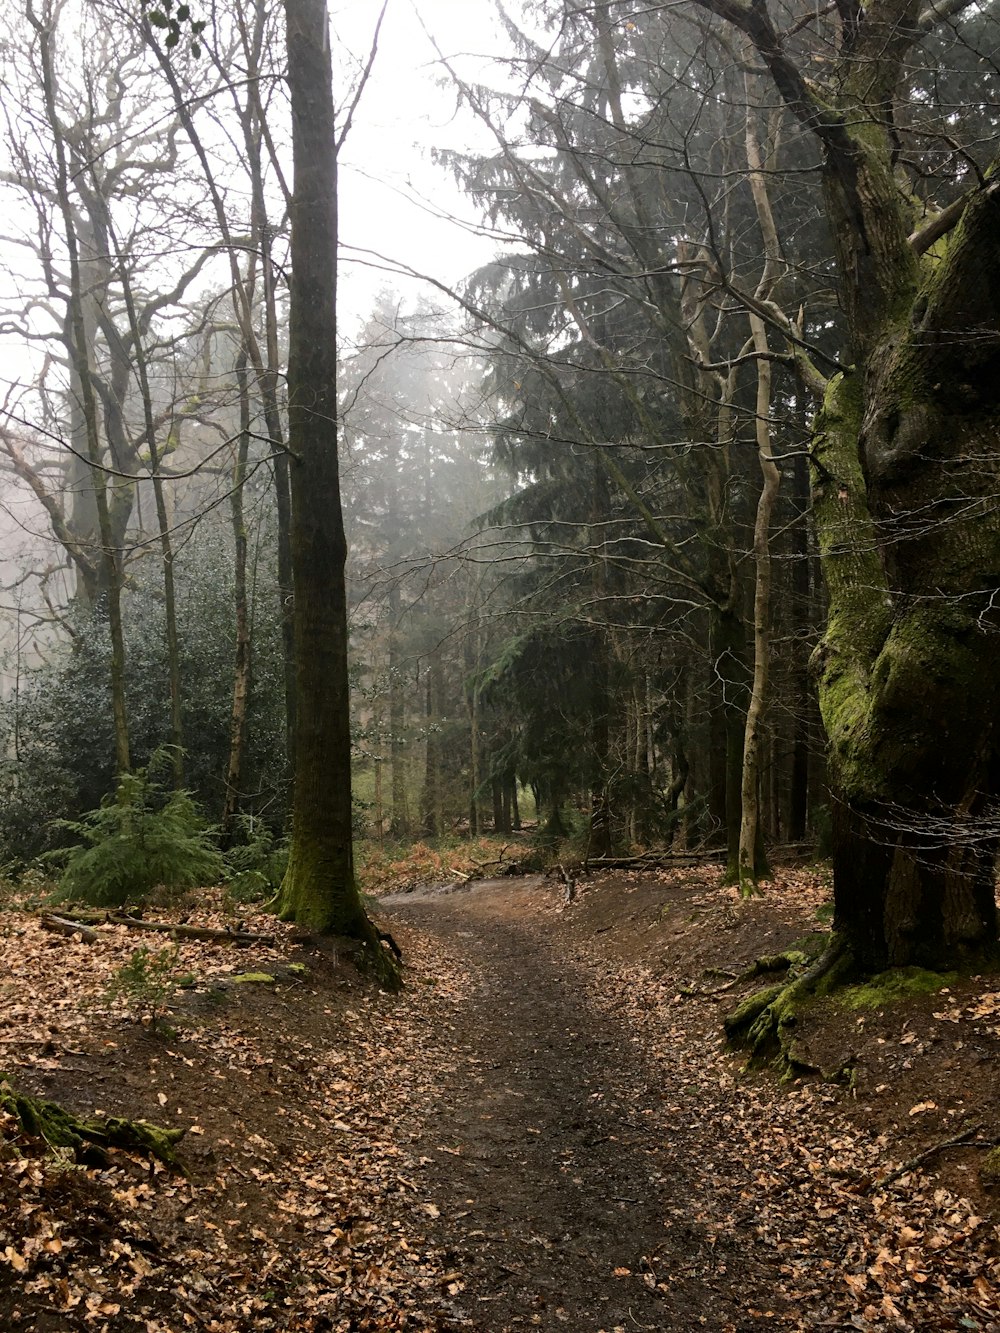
{"left": 380, "top": 871, "right": 1000, "bottom": 1333}
{"left": 381, "top": 877, "right": 788, "bottom": 1332}
{"left": 378, "top": 874, "right": 794, "bottom": 1333}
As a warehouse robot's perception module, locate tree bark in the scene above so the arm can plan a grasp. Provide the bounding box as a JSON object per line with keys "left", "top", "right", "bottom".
{"left": 814, "top": 181, "right": 1000, "bottom": 966}
{"left": 689, "top": 0, "right": 1000, "bottom": 968}
{"left": 221, "top": 347, "right": 254, "bottom": 839}
{"left": 387, "top": 581, "right": 409, "bottom": 836}
{"left": 274, "top": 0, "right": 388, "bottom": 968}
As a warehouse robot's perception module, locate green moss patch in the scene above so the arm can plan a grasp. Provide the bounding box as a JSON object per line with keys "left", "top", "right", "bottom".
{"left": 789, "top": 930, "right": 831, "bottom": 957}
{"left": 982, "top": 1147, "right": 1000, "bottom": 1186}
{"left": 838, "top": 966, "right": 956, "bottom": 1010}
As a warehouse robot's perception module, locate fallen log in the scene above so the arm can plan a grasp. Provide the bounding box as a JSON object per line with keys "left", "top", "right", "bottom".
{"left": 1, "top": 1079, "right": 185, "bottom": 1170}
{"left": 108, "top": 914, "right": 274, "bottom": 945}
{"left": 47, "top": 909, "right": 273, "bottom": 946}
{"left": 40, "top": 913, "right": 99, "bottom": 944}
{"left": 584, "top": 848, "right": 727, "bottom": 870}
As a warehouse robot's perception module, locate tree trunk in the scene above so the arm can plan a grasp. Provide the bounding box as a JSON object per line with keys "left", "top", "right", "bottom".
{"left": 420, "top": 663, "right": 443, "bottom": 838}
{"left": 387, "top": 583, "right": 409, "bottom": 836}
{"left": 812, "top": 177, "right": 1000, "bottom": 967}
{"left": 274, "top": 0, "right": 383, "bottom": 959}
{"left": 710, "top": 607, "right": 749, "bottom": 880}
{"left": 788, "top": 428, "right": 812, "bottom": 843}
{"left": 737, "top": 311, "right": 779, "bottom": 895}
{"left": 32, "top": 10, "right": 130, "bottom": 776}
{"left": 221, "top": 348, "right": 254, "bottom": 840}
{"left": 492, "top": 779, "right": 509, "bottom": 834}
{"left": 689, "top": 0, "right": 1000, "bottom": 970}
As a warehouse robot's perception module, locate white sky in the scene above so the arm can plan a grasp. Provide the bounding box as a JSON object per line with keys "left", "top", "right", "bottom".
{"left": 0, "top": 0, "right": 517, "bottom": 645}
{"left": 333, "top": 0, "right": 509, "bottom": 333}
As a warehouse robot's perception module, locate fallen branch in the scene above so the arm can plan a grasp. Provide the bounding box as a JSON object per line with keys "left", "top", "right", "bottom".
{"left": 469, "top": 844, "right": 510, "bottom": 871}
{"left": 584, "top": 848, "right": 726, "bottom": 870}
{"left": 40, "top": 912, "right": 99, "bottom": 944}
{"left": 48, "top": 909, "right": 273, "bottom": 946}
{"left": 869, "top": 1124, "right": 981, "bottom": 1193}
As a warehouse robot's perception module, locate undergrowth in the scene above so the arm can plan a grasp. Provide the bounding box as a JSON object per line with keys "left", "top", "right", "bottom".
{"left": 104, "top": 943, "right": 190, "bottom": 1031}
{"left": 46, "top": 753, "right": 223, "bottom": 908}
{"left": 357, "top": 834, "right": 539, "bottom": 896}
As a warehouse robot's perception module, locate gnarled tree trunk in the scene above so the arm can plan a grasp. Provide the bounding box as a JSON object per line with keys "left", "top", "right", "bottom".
{"left": 690, "top": 0, "right": 1000, "bottom": 971}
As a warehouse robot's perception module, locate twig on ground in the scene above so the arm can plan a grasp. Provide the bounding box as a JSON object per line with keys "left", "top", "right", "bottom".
{"left": 869, "top": 1124, "right": 981, "bottom": 1193}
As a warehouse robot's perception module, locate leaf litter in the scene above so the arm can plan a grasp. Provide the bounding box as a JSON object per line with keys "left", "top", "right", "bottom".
{"left": 0, "top": 868, "right": 996, "bottom": 1331}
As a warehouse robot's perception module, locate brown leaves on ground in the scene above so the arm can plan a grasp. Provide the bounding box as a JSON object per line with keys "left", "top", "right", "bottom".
{"left": 0, "top": 866, "right": 998, "bottom": 1332}
{"left": 0, "top": 895, "right": 471, "bottom": 1331}
{"left": 546, "top": 866, "right": 1000, "bottom": 1331}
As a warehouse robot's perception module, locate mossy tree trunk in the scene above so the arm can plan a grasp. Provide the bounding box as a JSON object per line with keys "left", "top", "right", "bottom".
{"left": 816, "top": 140, "right": 1000, "bottom": 970}
{"left": 274, "top": 0, "right": 393, "bottom": 977}
{"left": 695, "top": 0, "right": 1000, "bottom": 969}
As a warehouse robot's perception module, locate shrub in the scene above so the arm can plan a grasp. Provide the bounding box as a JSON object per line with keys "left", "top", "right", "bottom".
{"left": 48, "top": 754, "right": 224, "bottom": 908}
{"left": 222, "top": 817, "right": 288, "bottom": 905}
{"left": 0, "top": 522, "right": 289, "bottom": 865}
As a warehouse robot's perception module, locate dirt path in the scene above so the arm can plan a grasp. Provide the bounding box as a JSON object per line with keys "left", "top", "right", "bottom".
{"left": 382, "top": 879, "right": 780, "bottom": 1332}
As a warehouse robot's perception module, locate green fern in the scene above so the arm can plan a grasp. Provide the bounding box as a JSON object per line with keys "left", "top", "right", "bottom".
{"left": 47, "top": 754, "right": 223, "bottom": 907}
{"left": 222, "top": 817, "right": 288, "bottom": 902}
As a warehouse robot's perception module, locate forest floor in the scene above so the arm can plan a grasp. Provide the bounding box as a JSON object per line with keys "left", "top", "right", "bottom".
{"left": 0, "top": 860, "right": 998, "bottom": 1332}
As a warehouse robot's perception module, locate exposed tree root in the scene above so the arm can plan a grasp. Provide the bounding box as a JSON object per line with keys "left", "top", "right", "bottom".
{"left": 376, "top": 929, "right": 403, "bottom": 962}
{"left": 680, "top": 951, "right": 808, "bottom": 998}
{"left": 1, "top": 1079, "right": 186, "bottom": 1170}
{"left": 353, "top": 919, "right": 403, "bottom": 992}
{"left": 359, "top": 939, "right": 403, "bottom": 991}
{"left": 724, "top": 936, "right": 855, "bottom": 1073}
{"left": 870, "top": 1123, "right": 980, "bottom": 1193}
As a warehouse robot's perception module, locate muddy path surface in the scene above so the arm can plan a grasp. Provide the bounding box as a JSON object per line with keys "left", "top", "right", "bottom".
{"left": 381, "top": 877, "right": 781, "bottom": 1332}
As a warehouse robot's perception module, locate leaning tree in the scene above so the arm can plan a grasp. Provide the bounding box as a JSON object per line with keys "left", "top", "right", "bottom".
{"left": 669, "top": 0, "right": 1000, "bottom": 979}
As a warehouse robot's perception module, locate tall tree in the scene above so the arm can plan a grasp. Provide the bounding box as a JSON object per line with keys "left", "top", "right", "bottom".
{"left": 273, "top": 0, "right": 395, "bottom": 976}
{"left": 445, "top": 3, "right": 798, "bottom": 863}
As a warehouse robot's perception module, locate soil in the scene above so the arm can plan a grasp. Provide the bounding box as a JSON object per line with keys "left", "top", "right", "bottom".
{"left": 1, "top": 864, "right": 998, "bottom": 1332}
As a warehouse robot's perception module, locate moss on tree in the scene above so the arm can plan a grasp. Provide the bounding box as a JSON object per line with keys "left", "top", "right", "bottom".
{"left": 724, "top": 937, "right": 855, "bottom": 1074}
{"left": 837, "top": 966, "right": 957, "bottom": 1010}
